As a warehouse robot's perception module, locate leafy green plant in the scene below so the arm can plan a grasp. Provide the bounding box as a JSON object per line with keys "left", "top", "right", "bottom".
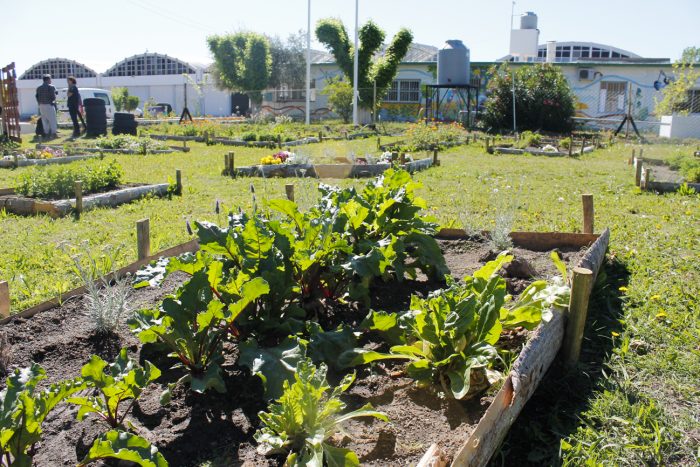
{"left": 66, "top": 349, "right": 160, "bottom": 428}
{"left": 517, "top": 130, "right": 542, "bottom": 149}
{"left": 0, "top": 364, "right": 85, "bottom": 466}
{"left": 77, "top": 429, "right": 168, "bottom": 467}
{"left": 95, "top": 135, "right": 167, "bottom": 153}
{"left": 341, "top": 253, "right": 569, "bottom": 399}
{"left": 321, "top": 79, "right": 354, "bottom": 123}
{"left": 14, "top": 159, "right": 123, "bottom": 200}
{"left": 129, "top": 271, "right": 269, "bottom": 393}
{"left": 255, "top": 359, "right": 388, "bottom": 466}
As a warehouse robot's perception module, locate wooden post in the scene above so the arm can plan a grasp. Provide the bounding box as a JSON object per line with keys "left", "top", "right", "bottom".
{"left": 224, "top": 153, "right": 230, "bottom": 175}
{"left": 632, "top": 148, "right": 636, "bottom": 159}
{"left": 391, "top": 151, "right": 398, "bottom": 161}
{"left": 175, "top": 169, "right": 182, "bottom": 195}
{"left": 635, "top": 158, "right": 643, "bottom": 186}
{"left": 643, "top": 167, "right": 651, "bottom": 190}
{"left": 562, "top": 267, "right": 595, "bottom": 366}
{"left": 277, "top": 134, "right": 282, "bottom": 149}
{"left": 74, "top": 180, "right": 83, "bottom": 216}
{"left": 183, "top": 139, "right": 187, "bottom": 150}
{"left": 13, "top": 154, "right": 18, "bottom": 168}
{"left": 582, "top": 194, "right": 594, "bottom": 234}
{"left": 318, "top": 131, "right": 323, "bottom": 142}
{"left": 568, "top": 138, "right": 573, "bottom": 157}
{"left": 399, "top": 153, "right": 406, "bottom": 165}
{"left": 433, "top": 148, "right": 439, "bottom": 166}
{"left": 0, "top": 281, "right": 9, "bottom": 318}
{"left": 204, "top": 131, "right": 210, "bottom": 145}
{"left": 377, "top": 136, "right": 381, "bottom": 149}
{"left": 285, "top": 183, "right": 295, "bottom": 201}
{"left": 639, "top": 148, "right": 644, "bottom": 158}
{"left": 136, "top": 219, "right": 150, "bottom": 261}
{"left": 579, "top": 138, "right": 586, "bottom": 156}
{"left": 228, "top": 151, "right": 235, "bottom": 175}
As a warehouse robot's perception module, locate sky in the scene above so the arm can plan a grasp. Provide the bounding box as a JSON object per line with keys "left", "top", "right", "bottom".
{"left": 4, "top": 0, "right": 699, "bottom": 75}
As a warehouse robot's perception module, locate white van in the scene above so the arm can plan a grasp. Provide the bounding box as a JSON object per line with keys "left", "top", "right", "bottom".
{"left": 56, "top": 88, "right": 117, "bottom": 119}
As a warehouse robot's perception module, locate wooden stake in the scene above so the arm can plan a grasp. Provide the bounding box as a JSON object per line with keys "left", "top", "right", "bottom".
{"left": 136, "top": 219, "right": 150, "bottom": 261}
{"left": 643, "top": 167, "right": 651, "bottom": 190}
{"left": 74, "top": 180, "right": 83, "bottom": 216}
{"left": 183, "top": 139, "right": 187, "bottom": 150}
{"left": 562, "top": 267, "right": 595, "bottom": 366}
{"left": 224, "top": 153, "right": 230, "bottom": 174}
{"left": 228, "top": 151, "right": 235, "bottom": 175}
{"left": 632, "top": 148, "right": 636, "bottom": 159}
{"left": 0, "top": 281, "right": 9, "bottom": 318}
{"left": 433, "top": 148, "right": 439, "bottom": 166}
{"left": 639, "top": 148, "right": 644, "bottom": 158}
{"left": 277, "top": 134, "right": 282, "bottom": 149}
{"left": 635, "top": 158, "right": 643, "bottom": 186}
{"left": 377, "top": 136, "right": 381, "bottom": 149}
{"left": 399, "top": 153, "right": 406, "bottom": 165}
{"left": 580, "top": 138, "right": 586, "bottom": 156}
{"left": 175, "top": 169, "right": 182, "bottom": 195}
{"left": 285, "top": 184, "right": 295, "bottom": 201}
{"left": 318, "top": 131, "right": 323, "bottom": 142}
{"left": 582, "top": 194, "right": 594, "bottom": 234}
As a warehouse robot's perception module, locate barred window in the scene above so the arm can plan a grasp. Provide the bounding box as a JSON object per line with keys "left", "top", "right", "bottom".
{"left": 104, "top": 54, "right": 195, "bottom": 77}
{"left": 20, "top": 59, "right": 97, "bottom": 80}
{"left": 386, "top": 79, "right": 420, "bottom": 103}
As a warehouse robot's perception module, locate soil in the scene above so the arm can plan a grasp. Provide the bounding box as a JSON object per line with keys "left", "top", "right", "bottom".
{"left": 0, "top": 239, "right": 589, "bottom": 466}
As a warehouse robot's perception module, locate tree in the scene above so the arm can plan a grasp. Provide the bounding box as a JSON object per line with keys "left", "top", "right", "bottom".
{"left": 267, "top": 31, "right": 307, "bottom": 91}
{"left": 481, "top": 63, "right": 576, "bottom": 134}
{"left": 655, "top": 46, "right": 700, "bottom": 116}
{"left": 207, "top": 32, "right": 272, "bottom": 105}
{"left": 315, "top": 18, "right": 413, "bottom": 111}
{"left": 112, "top": 87, "right": 139, "bottom": 113}
{"left": 321, "top": 79, "right": 353, "bottom": 123}
{"left": 125, "top": 95, "right": 140, "bottom": 112}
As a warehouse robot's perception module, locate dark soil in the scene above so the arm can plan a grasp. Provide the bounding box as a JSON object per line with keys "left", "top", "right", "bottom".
{"left": 0, "top": 239, "right": 588, "bottom": 466}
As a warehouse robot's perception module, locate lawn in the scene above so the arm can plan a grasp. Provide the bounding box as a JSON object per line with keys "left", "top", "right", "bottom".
{"left": 0, "top": 134, "right": 698, "bottom": 465}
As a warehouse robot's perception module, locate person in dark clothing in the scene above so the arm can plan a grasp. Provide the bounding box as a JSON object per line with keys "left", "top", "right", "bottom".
{"left": 36, "top": 74, "right": 58, "bottom": 138}
{"left": 66, "top": 76, "right": 85, "bottom": 137}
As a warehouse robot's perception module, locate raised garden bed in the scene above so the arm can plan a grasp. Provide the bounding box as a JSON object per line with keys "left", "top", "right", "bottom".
{"left": 0, "top": 183, "right": 170, "bottom": 217}
{"left": 0, "top": 228, "right": 608, "bottom": 466}
{"left": 633, "top": 156, "right": 700, "bottom": 193}
{"left": 148, "top": 134, "right": 320, "bottom": 148}
{"left": 488, "top": 144, "right": 595, "bottom": 157}
{"left": 35, "top": 143, "right": 176, "bottom": 155}
{"left": 233, "top": 158, "right": 434, "bottom": 178}
{"left": 0, "top": 154, "right": 98, "bottom": 168}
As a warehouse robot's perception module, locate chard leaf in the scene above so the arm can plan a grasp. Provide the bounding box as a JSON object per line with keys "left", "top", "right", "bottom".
{"left": 323, "top": 443, "right": 360, "bottom": 467}
{"left": 307, "top": 323, "right": 357, "bottom": 370}
{"left": 77, "top": 430, "right": 168, "bottom": 467}
{"left": 360, "top": 310, "right": 404, "bottom": 345}
{"left": 337, "top": 349, "right": 410, "bottom": 368}
{"left": 238, "top": 337, "right": 306, "bottom": 399}
{"left": 446, "top": 361, "right": 473, "bottom": 400}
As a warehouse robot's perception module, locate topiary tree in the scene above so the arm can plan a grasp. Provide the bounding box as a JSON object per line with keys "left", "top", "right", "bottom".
{"left": 321, "top": 78, "right": 353, "bottom": 123}
{"left": 315, "top": 18, "right": 413, "bottom": 111}
{"left": 125, "top": 95, "right": 140, "bottom": 112}
{"left": 655, "top": 46, "right": 700, "bottom": 116}
{"left": 207, "top": 32, "right": 272, "bottom": 106}
{"left": 111, "top": 87, "right": 129, "bottom": 112}
{"left": 481, "top": 63, "right": 576, "bottom": 134}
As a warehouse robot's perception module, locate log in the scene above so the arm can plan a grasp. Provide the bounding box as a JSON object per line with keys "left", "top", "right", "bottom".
{"left": 582, "top": 194, "right": 594, "bottom": 234}
{"left": 0, "top": 239, "right": 200, "bottom": 324}
{"left": 452, "top": 309, "right": 566, "bottom": 466}
{"left": 0, "top": 281, "right": 9, "bottom": 319}
{"left": 435, "top": 229, "right": 599, "bottom": 251}
{"left": 578, "top": 227, "right": 610, "bottom": 283}
{"left": 136, "top": 219, "right": 151, "bottom": 261}
{"left": 417, "top": 444, "right": 447, "bottom": 467}
{"left": 562, "top": 267, "right": 595, "bottom": 366}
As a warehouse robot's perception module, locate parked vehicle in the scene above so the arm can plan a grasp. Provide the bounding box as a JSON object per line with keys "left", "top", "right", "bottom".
{"left": 56, "top": 88, "right": 116, "bottom": 119}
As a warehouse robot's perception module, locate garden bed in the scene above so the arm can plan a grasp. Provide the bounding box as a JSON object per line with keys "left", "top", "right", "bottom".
{"left": 234, "top": 158, "right": 434, "bottom": 178}
{"left": 148, "top": 134, "right": 321, "bottom": 148}
{"left": 0, "top": 228, "right": 607, "bottom": 466}
{"left": 636, "top": 156, "right": 700, "bottom": 193}
{"left": 488, "top": 145, "right": 595, "bottom": 157}
{"left": 0, "top": 183, "right": 170, "bottom": 217}
{"left": 0, "top": 154, "right": 98, "bottom": 168}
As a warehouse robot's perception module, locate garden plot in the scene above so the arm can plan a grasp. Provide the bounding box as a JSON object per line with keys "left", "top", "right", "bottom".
{"left": 0, "top": 169, "right": 608, "bottom": 467}
{"left": 0, "top": 146, "right": 98, "bottom": 168}
{"left": 0, "top": 159, "right": 177, "bottom": 218}
{"left": 634, "top": 153, "right": 700, "bottom": 193}
{"left": 487, "top": 132, "right": 599, "bottom": 157}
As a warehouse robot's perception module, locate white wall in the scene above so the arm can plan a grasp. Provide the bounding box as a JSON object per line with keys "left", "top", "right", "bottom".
{"left": 659, "top": 114, "right": 700, "bottom": 138}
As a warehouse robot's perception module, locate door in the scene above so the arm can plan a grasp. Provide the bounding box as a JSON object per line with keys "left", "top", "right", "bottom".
{"left": 231, "top": 93, "right": 249, "bottom": 116}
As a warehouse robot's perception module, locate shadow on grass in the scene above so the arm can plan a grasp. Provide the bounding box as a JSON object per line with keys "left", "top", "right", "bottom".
{"left": 490, "top": 255, "right": 630, "bottom": 466}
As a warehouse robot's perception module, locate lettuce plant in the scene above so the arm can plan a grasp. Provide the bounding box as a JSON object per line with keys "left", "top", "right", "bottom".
{"left": 66, "top": 349, "right": 160, "bottom": 428}
{"left": 0, "top": 364, "right": 85, "bottom": 466}
{"left": 255, "top": 359, "right": 387, "bottom": 466}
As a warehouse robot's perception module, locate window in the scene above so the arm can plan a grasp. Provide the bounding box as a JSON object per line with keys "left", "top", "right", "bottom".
{"left": 687, "top": 89, "right": 700, "bottom": 113}
{"left": 386, "top": 79, "right": 420, "bottom": 103}
{"left": 94, "top": 92, "right": 111, "bottom": 105}
{"left": 598, "top": 81, "right": 627, "bottom": 113}
{"left": 591, "top": 48, "right": 602, "bottom": 58}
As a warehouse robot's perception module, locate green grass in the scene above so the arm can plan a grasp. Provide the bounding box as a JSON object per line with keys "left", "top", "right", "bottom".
{"left": 0, "top": 135, "right": 698, "bottom": 465}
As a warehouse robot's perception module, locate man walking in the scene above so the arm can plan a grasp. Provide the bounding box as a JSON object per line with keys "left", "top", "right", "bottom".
{"left": 66, "top": 76, "right": 85, "bottom": 137}
{"left": 35, "top": 74, "right": 58, "bottom": 139}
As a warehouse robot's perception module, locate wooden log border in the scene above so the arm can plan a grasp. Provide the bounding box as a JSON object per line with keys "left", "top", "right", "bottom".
{"left": 0, "top": 227, "right": 610, "bottom": 467}
{"left": 489, "top": 145, "right": 596, "bottom": 157}
{"left": 0, "top": 154, "right": 99, "bottom": 168}
{"left": 234, "top": 158, "right": 435, "bottom": 179}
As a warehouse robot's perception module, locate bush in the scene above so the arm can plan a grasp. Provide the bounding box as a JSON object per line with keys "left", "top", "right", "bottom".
{"left": 517, "top": 130, "right": 542, "bottom": 149}
{"left": 257, "top": 132, "right": 277, "bottom": 142}
{"left": 15, "top": 159, "right": 123, "bottom": 200}
{"left": 481, "top": 63, "right": 576, "bottom": 134}
{"left": 241, "top": 131, "right": 258, "bottom": 142}
{"left": 321, "top": 79, "right": 353, "bottom": 123}
{"left": 669, "top": 155, "right": 700, "bottom": 182}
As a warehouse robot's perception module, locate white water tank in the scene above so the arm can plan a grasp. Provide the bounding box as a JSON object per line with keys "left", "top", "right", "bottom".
{"left": 520, "top": 11, "right": 538, "bottom": 30}
{"left": 437, "top": 40, "right": 470, "bottom": 86}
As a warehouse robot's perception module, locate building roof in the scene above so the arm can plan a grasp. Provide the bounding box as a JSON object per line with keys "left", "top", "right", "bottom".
{"left": 497, "top": 41, "right": 670, "bottom": 64}
{"left": 19, "top": 58, "right": 98, "bottom": 80}
{"left": 104, "top": 53, "right": 200, "bottom": 77}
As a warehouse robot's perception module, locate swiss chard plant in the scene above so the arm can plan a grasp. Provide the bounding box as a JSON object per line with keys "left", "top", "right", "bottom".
{"left": 129, "top": 271, "right": 269, "bottom": 393}
{"left": 77, "top": 429, "right": 168, "bottom": 467}
{"left": 255, "top": 359, "right": 388, "bottom": 466}
{"left": 66, "top": 349, "right": 160, "bottom": 428}
{"left": 340, "top": 253, "right": 570, "bottom": 399}
{"left": 0, "top": 364, "right": 85, "bottom": 466}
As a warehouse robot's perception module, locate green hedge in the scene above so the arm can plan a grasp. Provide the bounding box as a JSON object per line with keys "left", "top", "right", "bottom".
{"left": 15, "top": 159, "right": 123, "bottom": 200}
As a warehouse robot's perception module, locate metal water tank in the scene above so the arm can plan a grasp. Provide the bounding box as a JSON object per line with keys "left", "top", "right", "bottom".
{"left": 437, "top": 40, "right": 470, "bottom": 86}
{"left": 520, "top": 11, "right": 538, "bottom": 30}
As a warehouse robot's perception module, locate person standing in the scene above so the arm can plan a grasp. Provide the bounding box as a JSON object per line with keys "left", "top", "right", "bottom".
{"left": 35, "top": 74, "right": 58, "bottom": 139}
{"left": 66, "top": 76, "right": 85, "bottom": 137}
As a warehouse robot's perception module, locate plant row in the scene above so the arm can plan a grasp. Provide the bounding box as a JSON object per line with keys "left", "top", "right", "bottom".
{"left": 14, "top": 159, "right": 123, "bottom": 200}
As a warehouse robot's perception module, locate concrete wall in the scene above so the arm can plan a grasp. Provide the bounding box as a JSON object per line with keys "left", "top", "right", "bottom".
{"left": 659, "top": 114, "right": 700, "bottom": 138}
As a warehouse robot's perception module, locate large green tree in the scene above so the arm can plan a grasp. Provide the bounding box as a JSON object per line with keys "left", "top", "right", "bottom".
{"left": 481, "top": 63, "right": 576, "bottom": 134}
{"left": 315, "top": 18, "right": 413, "bottom": 110}
{"left": 207, "top": 32, "right": 272, "bottom": 105}
{"left": 267, "top": 31, "right": 307, "bottom": 91}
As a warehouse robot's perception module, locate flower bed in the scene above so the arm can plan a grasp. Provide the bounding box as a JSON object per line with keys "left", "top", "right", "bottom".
{"left": 0, "top": 170, "right": 609, "bottom": 466}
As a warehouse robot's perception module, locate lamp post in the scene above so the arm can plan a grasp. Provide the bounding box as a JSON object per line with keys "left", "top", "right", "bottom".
{"left": 510, "top": 1, "right": 517, "bottom": 133}
{"left": 352, "top": 0, "right": 359, "bottom": 126}
{"left": 305, "top": 0, "right": 311, "bottom": 125}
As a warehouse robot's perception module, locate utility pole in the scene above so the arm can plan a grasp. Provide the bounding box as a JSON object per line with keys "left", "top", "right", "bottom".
{"left": 305, "top": 0, "right": 311, "bottom": 125}
{"left": 352, "top": 0, "right": 359, "bottom": 126}
{"left": 510, "top": 1, "right": 517, "bottom": 133}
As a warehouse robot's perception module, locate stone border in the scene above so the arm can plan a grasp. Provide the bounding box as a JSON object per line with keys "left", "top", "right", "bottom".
{"left": 234, "top": 158, "right": 434, "bottom": 179}
{"left": 0, "top": 183, "right": 170, "bottom": 218}
{"left": 489, "top": 145, "right": 595, "bottom": 156}
{"left": 0, "top": 154, "right": 98, "bottom": 168}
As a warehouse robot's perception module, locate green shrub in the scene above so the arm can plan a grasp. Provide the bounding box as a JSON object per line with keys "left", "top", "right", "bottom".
{"left": 668, "top": 155, "right": 700, "bottom": 182}
{"left": 518, "top": 130, "right": 542, "bottom": 149}
{"left": 481, "top": 63, "right": 576, "bottom": 134}
{"left": 257, "top": 132, "right": 277, "bottom": 142}
{"left": 241, "top": 132, "right": 257, "bottom": 142}
{"left": 15, "top": 159, "right": 123, "bottom": 200}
